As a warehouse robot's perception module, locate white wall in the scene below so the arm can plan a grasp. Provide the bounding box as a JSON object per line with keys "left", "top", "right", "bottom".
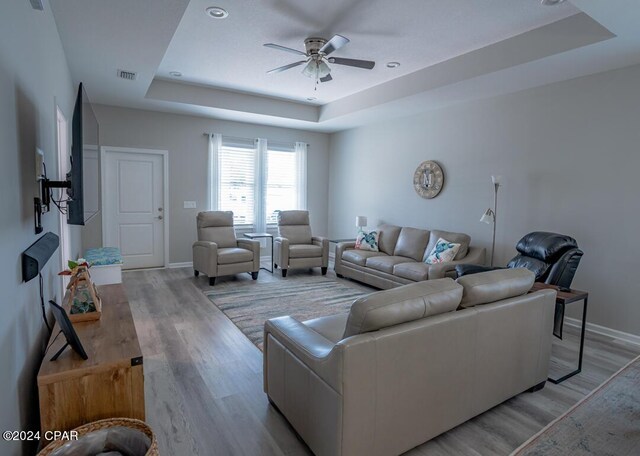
{"left": 91, "top": 105, "right": 330, "bottom": 264}
{"left": 329, "top": 63, "right": 640, "bottom": 337}
{"left": 0, "top": 3, "right": 75, "bottom": 455}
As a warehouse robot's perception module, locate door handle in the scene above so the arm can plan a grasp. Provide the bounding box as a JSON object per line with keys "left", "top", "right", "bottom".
{"left": 155, "top": 215, "right": 163, "bottom": 220}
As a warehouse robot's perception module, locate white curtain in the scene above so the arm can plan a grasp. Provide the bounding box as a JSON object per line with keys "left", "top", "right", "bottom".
{"left": 255, "top": 138, "right": 268, "bottom": 233}
{"left": 295, "top": 142, "right": 308, "bottom": 210}
{"left": 207, "top": 133, "right": 222, "bottom": 210}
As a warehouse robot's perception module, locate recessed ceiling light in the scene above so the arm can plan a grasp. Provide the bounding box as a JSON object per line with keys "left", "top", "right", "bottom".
{"left": 169, "top": 71, "right": 182, "bottom": 77}
{"left": 540, "top": 0, "right": 565, "bottom": 5}
{"left": 386, "top": 62, "right": 401, "bottom": 68}
{"left": 306, "top": 97, "right": 317, "bottom": 101}
{"left": 206, "top": 6, "right": 229, "bottom": 19}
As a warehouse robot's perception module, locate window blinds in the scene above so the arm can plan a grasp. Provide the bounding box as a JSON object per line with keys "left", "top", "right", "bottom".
{"left": 218, "top": 142, "right": 256, "bottom": 227}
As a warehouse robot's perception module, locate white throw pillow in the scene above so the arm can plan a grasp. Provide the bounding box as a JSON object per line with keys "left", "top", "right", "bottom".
{"left": 355, "top": 229, "right": 379, "bottom": 252}
{"left": 424, "top": 238, "right": 461, "bottom": 264}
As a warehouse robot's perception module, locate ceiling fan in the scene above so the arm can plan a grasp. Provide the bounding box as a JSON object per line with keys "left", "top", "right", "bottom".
{"left": 264, "top": 34, "right": 375, "bottom": 83}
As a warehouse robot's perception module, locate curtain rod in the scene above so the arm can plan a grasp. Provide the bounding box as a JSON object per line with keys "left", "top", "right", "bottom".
{"left": 203, "top": 133, "right": 309, "bottom": 147}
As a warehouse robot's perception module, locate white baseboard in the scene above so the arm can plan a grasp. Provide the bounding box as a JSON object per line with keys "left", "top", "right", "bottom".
{"left": 564, "top": 317, "right": 640, "bottom": 346}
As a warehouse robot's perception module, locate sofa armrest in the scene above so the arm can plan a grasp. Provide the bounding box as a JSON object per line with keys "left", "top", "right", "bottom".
{"left": 427, "top": 246, "right": 486, "bottom": 279}
{"left": 264, "top": 316, "right": 340, "bottom": 389}
{"left": 312, "top": 236, "right": 329, "bottom": 267}
{"left": 336, "top": 241, "right": 356, "bottom": 254}
{"left": 455, "top": 264, "right": 503, "bottom": 277}
{"left": 192, "top": 240, "right": 218, "bottom": 276}
{"left": 274, "top": 237, "right": 290, "bottom": 268}
{"left": 237, "top": 238, "right": 261, "bottom": 271}
{"left": 193, "top": 240, "right": 218, "bottom": 249}
{"left": 334, "top": 241, "right": 357, "bottom": 274}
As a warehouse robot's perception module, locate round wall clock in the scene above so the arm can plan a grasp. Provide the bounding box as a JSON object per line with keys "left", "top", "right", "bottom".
{"left": 413, "top": 160, "right": 444, "bottom": 199}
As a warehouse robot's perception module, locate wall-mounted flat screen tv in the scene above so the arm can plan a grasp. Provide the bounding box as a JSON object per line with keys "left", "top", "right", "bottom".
{"left": 67, "top": 83, "right": 100, "bottom": 225}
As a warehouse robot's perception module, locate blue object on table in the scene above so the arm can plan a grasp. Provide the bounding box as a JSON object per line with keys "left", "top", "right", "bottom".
{"left": 84, "top": 247, "right": 123, "bottom": 266}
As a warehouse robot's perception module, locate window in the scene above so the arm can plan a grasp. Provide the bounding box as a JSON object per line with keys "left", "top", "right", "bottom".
{"left": 265, "top": 147, "right": 298, "bottom": 226}
{"left": 218, "top": 145, "right": 255, "bottom": 227}
{"left": 209, "top": 135, "right": 307, "bottom": 231}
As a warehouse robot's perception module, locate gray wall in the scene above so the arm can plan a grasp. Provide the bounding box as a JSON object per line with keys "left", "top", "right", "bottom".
{"left": 91, "top": 105, "right": 330, "bottom": 264}
{"left": 0, "top": 3, "right": 75, "bottom": 455}
{"left": 329, "top": 64, "right": 640, "bottom": 337}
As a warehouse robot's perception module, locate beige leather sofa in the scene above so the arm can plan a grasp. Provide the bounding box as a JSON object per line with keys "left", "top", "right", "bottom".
{"left": 274, "top": 210, "right": 329, "bottom": 277}
{"left": 192, "top": 211, "right": 260, "bottom": 286}
{"left": 335, "top": 224, "right": 485, "bottom": 289}
{"left": 264, "top": 269, "right": 555, "bottom": 456}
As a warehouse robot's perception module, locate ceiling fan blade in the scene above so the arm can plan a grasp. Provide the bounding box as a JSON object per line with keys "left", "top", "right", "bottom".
{"left": 320, "top": 73, "right": 333, "bottom": 83}
{"left": 263, "top": 43, "right": 307, "bottom": 56}
{"left": 328, "top": 57, "right": 375, "bottom": 69}
{"left": 266, "top": 60, "right": 307, "bottom": 74}
{"left": 319, "top": 34, "right": 350, "bottom": 55}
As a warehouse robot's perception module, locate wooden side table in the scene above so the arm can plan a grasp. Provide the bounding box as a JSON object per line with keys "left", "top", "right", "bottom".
{"left": 243, "top": 232, "right": 274, "bottom": 273}
{"left": 530, "top": 282, "right": 589, "bottom": 384}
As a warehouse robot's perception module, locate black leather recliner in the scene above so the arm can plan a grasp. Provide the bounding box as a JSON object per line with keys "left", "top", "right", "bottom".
{"left": 456, "top": 231, "right": 584, "bottom": 337}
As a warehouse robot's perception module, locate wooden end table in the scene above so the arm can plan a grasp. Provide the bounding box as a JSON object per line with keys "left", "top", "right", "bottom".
{"left": 243, "top": 232, "right": 273, "bottom": 273}
{"left": 530, "top": 282, "right": 589, "bottom": 384}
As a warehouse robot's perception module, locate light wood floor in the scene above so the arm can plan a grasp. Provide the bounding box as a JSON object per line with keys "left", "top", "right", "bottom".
{"left": 123, "top": 266, "right": 640, "bottom": 456}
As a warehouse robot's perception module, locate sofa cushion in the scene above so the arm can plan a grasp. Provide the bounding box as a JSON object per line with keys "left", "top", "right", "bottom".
{"left": 278, "top": 210, "right": 310, "bottom": 225}
{"left": 393, "top": 262, "right": 430, "bottom": 282}
{"left": 365, "top": 256, "right": 414, "bottom": 274}
{"left": 393, "top": 227, "right": 430, "bottom": 261}
{"left": 217, "top": 247, "right": 253, "bottom": 264}
{"left": 278, "top": 225, "right": 313, "bottom": 245}
{"left": 197, "top": 211, "right": 237, "bottom": 248}
{"left": 343, "top": 278, "right": 463, "bottom": 337}
{"left": 289, "top": 244, "right": 322, "bottom": 258}
{"left": 342, "top": 249, "right": 386, "bottom": 266}
{"left": 304, "top": 313, "right": 349, "bottom": 344}
{"left": 355, "top": 229, "right": 379, "bottom": 251}
{"left": 425, "top": 230, "right": 470, "bottom": 261}
{"left": 377, "top": 224, "right": 402, "bottom": 255}
{"left": 456, "top": 268, "right": 535, "bottom": 308}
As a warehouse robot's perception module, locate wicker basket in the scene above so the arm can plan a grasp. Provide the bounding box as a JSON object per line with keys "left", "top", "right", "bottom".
{"left": 38, "top": 418, "right": 158, "bottom": 456}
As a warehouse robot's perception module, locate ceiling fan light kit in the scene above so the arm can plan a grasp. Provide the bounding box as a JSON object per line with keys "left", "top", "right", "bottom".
{"left": 264, "top": 34, "right": 376, "bottom": 86}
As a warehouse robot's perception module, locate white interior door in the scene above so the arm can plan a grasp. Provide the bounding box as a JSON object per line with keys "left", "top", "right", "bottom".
{"left": 56, "top": 106, "right": 71, "bottom": 293}
{"left": 103, "top": 148, "right": 166, "bottom": 269}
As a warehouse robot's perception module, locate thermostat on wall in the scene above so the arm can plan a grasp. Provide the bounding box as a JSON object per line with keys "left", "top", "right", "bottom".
{"left": 35, "top": 148, "right": 45, "bottom": 181}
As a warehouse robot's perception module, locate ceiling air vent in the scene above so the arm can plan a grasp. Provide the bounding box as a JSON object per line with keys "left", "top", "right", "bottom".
{"left": 117, "top": 69, "right": 138, "bottom": 81}
{"left": 29, "top": 0, "right": 44, "bottom": 11}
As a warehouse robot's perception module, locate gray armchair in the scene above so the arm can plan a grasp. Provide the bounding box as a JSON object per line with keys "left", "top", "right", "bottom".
{"left": 273, "top": 210, "right": 328, "bottom": 277}
{"left": 192, "top": 211, "right": 260, "bottom": 286}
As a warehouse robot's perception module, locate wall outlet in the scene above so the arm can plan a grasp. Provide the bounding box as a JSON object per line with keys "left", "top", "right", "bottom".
{"left": 183, "top": 201, "right": 197, "bottom": 209}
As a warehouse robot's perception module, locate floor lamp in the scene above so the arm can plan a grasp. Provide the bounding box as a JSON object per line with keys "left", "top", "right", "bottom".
{"left": 480, "top": 175, "right": 502, "bottom": 267}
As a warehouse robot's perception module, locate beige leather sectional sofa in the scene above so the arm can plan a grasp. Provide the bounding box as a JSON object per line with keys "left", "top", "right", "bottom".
{"left": 335, "top": 224, "right": 485, "bottom": 289}
{"left": 264, "top": 269, "right": 555, "bottom": 456}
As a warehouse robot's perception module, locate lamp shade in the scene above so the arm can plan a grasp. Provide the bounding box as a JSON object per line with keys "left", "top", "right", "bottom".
{"left": 480, "top": 208, "right": 495, "bottom": 224}
{"left": 491, "top": 175, "right": 502, "bottom": 185}
{"left": 355, "top": 216, "right": 367, "bottom": 228}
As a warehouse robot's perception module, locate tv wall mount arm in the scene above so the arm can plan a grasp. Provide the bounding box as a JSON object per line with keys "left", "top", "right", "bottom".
{"left": 34, "top": 177, "right": 71, "bottom": 234}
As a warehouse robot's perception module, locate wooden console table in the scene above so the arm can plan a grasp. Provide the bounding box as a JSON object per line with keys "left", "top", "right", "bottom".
{"left": 37, "top": 283, "right": 144, "bottom": 442}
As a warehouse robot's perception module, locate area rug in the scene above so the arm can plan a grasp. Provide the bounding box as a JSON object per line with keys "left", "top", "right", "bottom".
{"left": 205, "top": 278, "right": 368, "bottom": 350}
{"left": 511, "top": 354, "right": 640, "bottom": 455}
